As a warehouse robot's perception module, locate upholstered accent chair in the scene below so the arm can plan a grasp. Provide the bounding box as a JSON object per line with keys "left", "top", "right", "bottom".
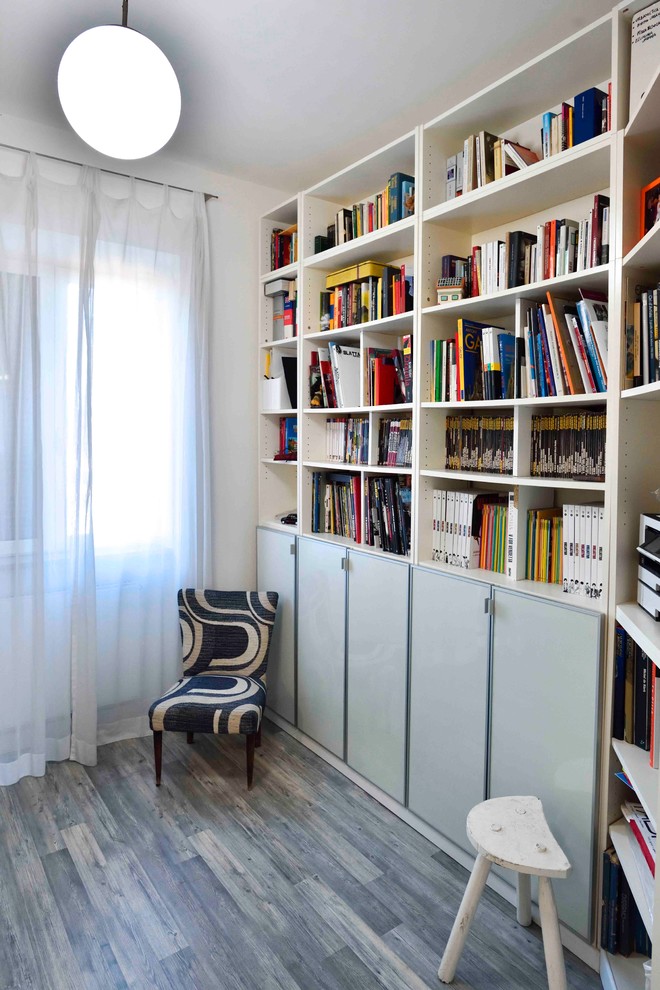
{"left": 148, "top": 589, "right": 279, "bottom": 789}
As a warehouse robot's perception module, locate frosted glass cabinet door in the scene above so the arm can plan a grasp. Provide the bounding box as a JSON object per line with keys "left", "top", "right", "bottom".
{"left": 257, "top": 527, "right": 296, "bottom": 724}
{"left": 408, "top": 567, "right": 490, "bottom": 853}
{"left": 297, "top": 537, "right": 347, "bottom": 758}
{"left": 346, "top": 551, "right": 409, "bottom": 803}
{"left": 489, "top": 589, "right": 602, "bottom": 941}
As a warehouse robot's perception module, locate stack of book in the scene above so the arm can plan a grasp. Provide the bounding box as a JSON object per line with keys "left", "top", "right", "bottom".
{"left": 613, "top": 624, "right": 660, "bottom": 763}
{"left": 315, "top": 172, "right": 415, "bottom": 252}
{"left": 542, "top": 86, "right": 611, "bottom": 159}
{"left": 309, "top": 343, "right": 361, "bottom": 409}
{"left": 431, "top": 490, "right": 509, "bottom": 571}
{"left": 445, "top": 414, "right": 514, "bottom": 474}
{"left": 530, "top": 410, "right": 606, "bottom": 480}
{"left": 320, "top": 261, "right": 413, "bottom": 330}
{"left": 270, "top": 224, "right": 298, "bottom": 270}
{"left": 365, "top": 340, "right": 412, "bottom": 406}
{"left": 560, "top": 503, "right": 605, "bottom": 599}
{"left": 363, "top": 475, "right": 411, "bottom": 556}
{"left": 311, "top": 472, "right": 361, "bottom": 542}
{"left": 439, "top": 199, "right": 609, "bottom": 299}
{"left": 325, "top": 416, "right": 368, "bottom": 464}
{"left": 601, "top": 841, "right": 652, "bottom": 957}
{"left": 377, "top": 417, "right": 413, "bottom": 467}
{"left": 627, "top": 283, "right": 660, "bottom": 387}
{"left": 526, "top": 507, "right": 562, "bottom": 584}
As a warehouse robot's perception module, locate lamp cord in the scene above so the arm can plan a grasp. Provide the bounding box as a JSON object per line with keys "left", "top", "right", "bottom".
{"left": 121, "top": 0, "right": 128, "bottom": 27}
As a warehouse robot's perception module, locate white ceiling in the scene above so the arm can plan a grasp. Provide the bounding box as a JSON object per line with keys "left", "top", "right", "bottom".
{"left": 0, "top": 0, "right": 617, "bottom": 191}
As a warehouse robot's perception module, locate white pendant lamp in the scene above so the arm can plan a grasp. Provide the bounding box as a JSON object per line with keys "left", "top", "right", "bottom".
{"left": 58, "top": 0, "right": 181, "bottom": 160}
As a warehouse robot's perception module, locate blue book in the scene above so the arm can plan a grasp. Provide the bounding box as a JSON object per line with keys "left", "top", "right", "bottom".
{"left": 535, "top": 329, "right": 547, "bottom": 397}
{"left": 577, "top": 300, "right": 607, "bottom": 391}
{"left": 497, "top": 333, "right": 516, "bottom": 399}
{"left": 573, "top": 87, "right": 607, "bottom": 145}
{"left": 542, "top": 112, "right": 556, "bottom": 158}
{"left": 526, "top": 325, "right": 537, "bottom": 395}
{"left": 536, "top": 305, "right": 557, "bottom": 395}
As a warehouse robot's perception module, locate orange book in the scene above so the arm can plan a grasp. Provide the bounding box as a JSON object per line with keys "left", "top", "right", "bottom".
{"left": 546, "top": 291, "right": 585, "bottom": 395}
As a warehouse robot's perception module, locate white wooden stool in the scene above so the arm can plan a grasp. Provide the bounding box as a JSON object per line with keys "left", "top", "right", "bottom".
{"left": 438, "top": 795, "right": 571, "bottom": 990}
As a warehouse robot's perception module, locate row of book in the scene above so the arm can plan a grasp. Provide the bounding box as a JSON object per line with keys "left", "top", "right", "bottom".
{"left": 613, "top": 624, "right": 660, "bottom": 764}
{"left": 311, "top": 471, "right": 411, "bottom": 555}
{"left": 430, "top": 489, "right": 603, "bottom": 593}
{"left": 313, "top": 172, "right": 415, "bottom": 253}
{"left": 270, "top": 224, "right": 297, "bottom": 271}
{"left": 365, "top": 340, "right": 413, "bottom": 406}
{"left": 530, "top": 411, "right": 606, "bottom": 480}
{"left": 319, "top": 261, "right": 413, "bottom": 331}
{"left": 309, "top": 344, "right": 360, "bottom": 408}
{"left": 445, "top": 414, "right": 514, "bottom": 475}
{"left": 440, "top": 200, "right": 609, "bottom": 301}
{"left": 601, "top": 831, "right": 652, "bottom": 957}
{"left": 377, "top": 417, "right": 413, "bottom": 468}
{"left": 627, "top": 284, "right": 660, "bottom": 387}
{"left": 541, "top": 86, "right": 611, "bottom": 158}
{"left": 428, "top": 291, "right": 608, "bottom": 404}
{"left": 444, "top": 86, "right": 611, "bottom": 201}
{"left": 325, "top": 416, "right": 368, "bottom": 464}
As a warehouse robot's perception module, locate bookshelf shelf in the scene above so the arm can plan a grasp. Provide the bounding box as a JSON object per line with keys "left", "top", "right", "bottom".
{"left": 616, "top": 603, "right": 660, "bottom": 671}
{"left": 300, "top": 529, "right": 411, "bottom": 561}
{"left": 260, "top": 458, "right": 298, "bottom": 468}
{"left": 601, "top": 953, "right": 646, "bottom": 990}
{"left": 612, "top": 738, "right": 658, "bottom": 830}
{"left": 417, "top": 557, "right": 605, "bottom": 611}
{"left": 260, "top": 408, "right": 297, "bottom": 417}
{"left": 303, "top": 461, "right": 410, "bottom": 475}
{"left": 423, "top": 135, "right": 612, "bottom": 235}
{"left": 421, "top": 393, "right": 607, "bottom": 410}
{"left": 609, "top": 819, "right": 653, "bottom": 940}
{"left": 260, "top": 261, "right": 298, "bottom": 283}
{"left": 621, "top": 381, "right": 660, "bottom": 401}
{"left": 421, "top": 265, "right": 610, "bottom": 319}
{"left": 304, "top": 216, "right": 415, "bottom": 271}
{"left": 258, "top": 519, "right": 298, "bottom": 535}
{"left": 305, "top": 312, "right": 414, "bottom": 341}
{"left": 304, "top": 404, "right": 413, "bottom": 415}
{"left": 420, "top": 469, "right": 606, "bottom": 491}
{"left": 260, "top": 338, "right": 297, "bottom": 351}
{"left": 623, "top": 219, "right": 660, "bottom": 272}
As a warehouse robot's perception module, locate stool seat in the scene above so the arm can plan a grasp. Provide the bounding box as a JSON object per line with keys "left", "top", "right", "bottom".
{"left": 467, "top": 795, "right": 571, "bottom": 878}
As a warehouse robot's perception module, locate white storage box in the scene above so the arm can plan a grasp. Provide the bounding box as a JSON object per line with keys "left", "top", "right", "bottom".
{"left": 261, "top": 376, "right": 287, "bottom": 410}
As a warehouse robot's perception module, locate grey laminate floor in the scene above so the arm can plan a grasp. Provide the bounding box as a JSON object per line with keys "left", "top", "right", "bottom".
{"left": 0, "top": 721, "right": 600, "bottom": 990}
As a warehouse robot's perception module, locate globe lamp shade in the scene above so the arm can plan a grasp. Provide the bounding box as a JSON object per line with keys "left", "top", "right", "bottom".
{"left": 58, "top": 25, "right": 181, "bottom": 159}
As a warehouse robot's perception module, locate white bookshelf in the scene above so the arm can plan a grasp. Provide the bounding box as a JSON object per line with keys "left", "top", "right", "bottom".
{"left": 256, "top": 3, "right": 660, "bottom": 978}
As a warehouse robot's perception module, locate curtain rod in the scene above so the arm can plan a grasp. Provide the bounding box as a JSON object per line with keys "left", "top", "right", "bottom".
{"left": 0, "top": 142, "right": 219, "bottom": 201}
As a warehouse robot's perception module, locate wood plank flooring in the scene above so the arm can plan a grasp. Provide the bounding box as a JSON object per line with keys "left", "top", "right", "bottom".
{"left": 0, "top": 722, "right": 601, "bottom": 990}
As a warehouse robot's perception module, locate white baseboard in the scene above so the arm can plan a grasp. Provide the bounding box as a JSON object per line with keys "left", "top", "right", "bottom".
{"left": 265, "top": 709, "right": 600, "bottom": 973}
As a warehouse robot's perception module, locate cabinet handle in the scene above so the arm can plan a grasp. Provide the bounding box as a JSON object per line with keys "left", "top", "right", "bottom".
{"left": 289, "top": 543, "right": 296, "bottom": 555}
{"left": 484, "top": 598, "right": 493, "bottom": 615}
{"left": 341, "top": 557, "right": 348, "bottom": 571}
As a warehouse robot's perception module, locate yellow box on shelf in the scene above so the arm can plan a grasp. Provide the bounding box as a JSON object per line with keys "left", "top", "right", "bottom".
{"left": 325, "top": 261, "right": 388, "bottom": 289}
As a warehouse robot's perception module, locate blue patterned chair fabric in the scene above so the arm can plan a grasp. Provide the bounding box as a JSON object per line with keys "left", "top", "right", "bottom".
{"left": 149, "top": 590, "right": 278, "bottom": 737}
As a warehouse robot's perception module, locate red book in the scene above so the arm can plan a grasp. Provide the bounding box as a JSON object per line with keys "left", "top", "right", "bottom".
{"left": 629, "top": 819, "right": 656, "bottom": 877}
{"left": 352, "top": 476, "right": 362, "bottom": 544}
{"left": 373, "top": 358, "right": 397, "bottom": 405}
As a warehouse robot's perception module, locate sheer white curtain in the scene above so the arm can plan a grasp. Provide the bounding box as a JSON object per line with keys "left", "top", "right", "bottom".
{"left": 0, "top": 150, "right": 211, "bottom": 785}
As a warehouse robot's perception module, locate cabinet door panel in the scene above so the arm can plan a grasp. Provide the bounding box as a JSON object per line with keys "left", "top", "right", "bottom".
{"left": 346, "top": 552, "right": 409, "bottom": 802}
{"left": 257, "top": 527, "right": 296, "bottom": 724}
{"left": 297, "top": 538, "right": 346, "bottom": 758}
{"left": 408, "top": 567, "right": 490, "bottom": 853}
{"left": 489, "top": 589, "right": 601, "bottom": 941}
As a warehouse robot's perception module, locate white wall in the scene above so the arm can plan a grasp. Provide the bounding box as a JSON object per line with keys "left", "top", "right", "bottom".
{"left": 0, "top": 114, "right": 289, "bottom": 590}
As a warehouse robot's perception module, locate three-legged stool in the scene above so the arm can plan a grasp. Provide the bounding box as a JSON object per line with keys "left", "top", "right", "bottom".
{"left": 438, "top": 795, "right": 571, "bottom": 990}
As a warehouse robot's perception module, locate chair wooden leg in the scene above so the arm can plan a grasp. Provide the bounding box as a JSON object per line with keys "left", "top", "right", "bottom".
{"left": 538, "top": 877, "right": 568, "bottom": 990}
{"left": 517, "top": 872, "right": 532, "bottom": 927}
{"left": 187, "top": 732, "right": 194, "bottom": 744}
{"left": 255, "top": 724, "right": 262, "bottom": 749}
{"left": 246, "top": 733, "right": 256, "bottom": 789}
{"left": 153, "top": 731, "right": 163, "bottom": 786}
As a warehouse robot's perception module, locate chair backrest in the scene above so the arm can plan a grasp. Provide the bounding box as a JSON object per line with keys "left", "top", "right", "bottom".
{"left": 178, "top": 589, "right": 278, "bottom": 680}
